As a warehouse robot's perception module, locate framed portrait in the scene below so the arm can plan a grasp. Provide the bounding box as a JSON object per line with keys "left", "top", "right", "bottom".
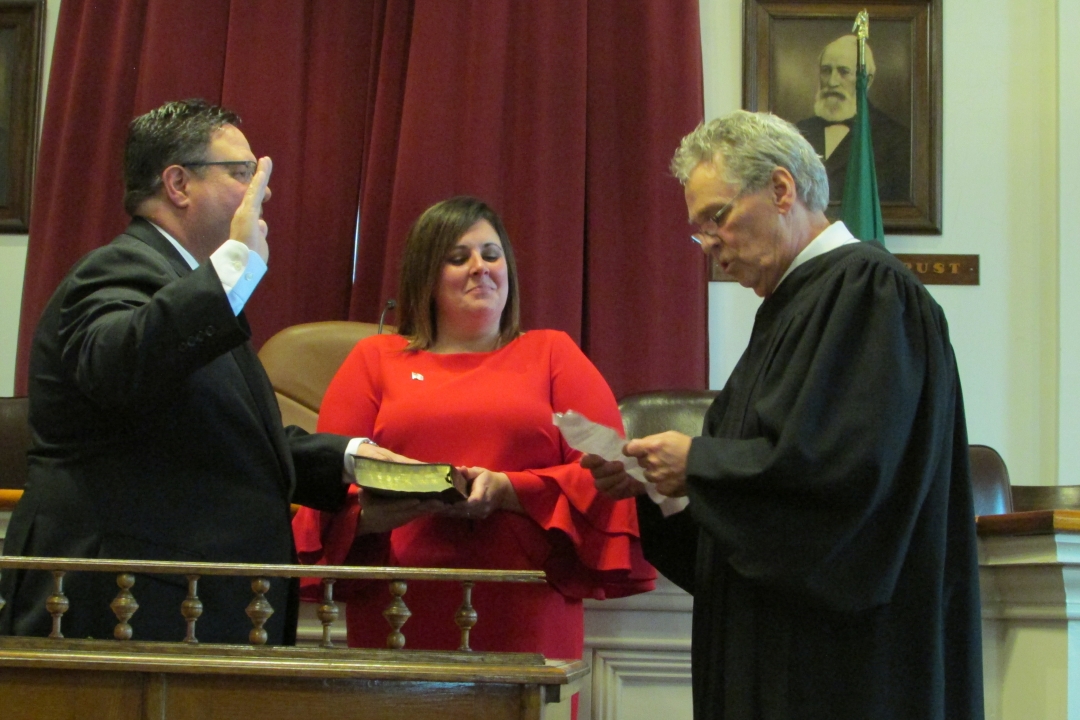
{"left": 0, "top": 0, "right": 44, "bottom": 234}
{"left": 743, "top": 0, "right": 942, "bottom": 234}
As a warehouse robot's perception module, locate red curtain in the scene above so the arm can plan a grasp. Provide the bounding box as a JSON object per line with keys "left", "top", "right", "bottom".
{"left": 15, "top": 0, "right": 373, "bottom": 393}
{"left": 350, "top": 1, "right": 707, "bottom": 398}
{"left": 16, "top": 0, "right": 706, "bottom": 399}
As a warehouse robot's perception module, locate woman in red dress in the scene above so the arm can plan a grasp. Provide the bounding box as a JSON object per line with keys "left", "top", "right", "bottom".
{"left": 292, "top": 196, "right": 654, "bottom": 665}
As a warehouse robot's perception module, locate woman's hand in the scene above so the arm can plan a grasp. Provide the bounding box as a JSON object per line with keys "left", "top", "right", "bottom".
{"left": 581, "top": 453, "right": 647, "bottom": 500}
{"left": 355, "top": 488, "right": 445, "bottom": 535}
{"left": 439, "top": 467, "right": 523, "bottom": 520}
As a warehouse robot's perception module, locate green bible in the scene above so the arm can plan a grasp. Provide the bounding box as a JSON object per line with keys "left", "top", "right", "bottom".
{"left": 352, "top": 456, "right": 469, "bottom": 503}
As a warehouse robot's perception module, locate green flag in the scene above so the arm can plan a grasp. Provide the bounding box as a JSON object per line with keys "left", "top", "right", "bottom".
{"left": 839, "top": 67, "right": 884, "bottom": 243}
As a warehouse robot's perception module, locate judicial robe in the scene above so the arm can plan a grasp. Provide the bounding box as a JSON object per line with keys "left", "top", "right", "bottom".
{"left": 637, "top": 241, "right": 983, "bottom": 719}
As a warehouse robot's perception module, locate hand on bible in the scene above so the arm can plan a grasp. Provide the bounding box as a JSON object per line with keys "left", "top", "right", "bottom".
{"left": 352, "top": 441, "right": 417, "bottom": 465}
{"left": 229, "top": 156, "right": 272, "bottom": 263}
{"left": 624, "top": 431, "right": 692, "bottom": 497}
{"left": 355, "top": 487, "right": 445, "bottom": 535}
{"left": 581, "top": 454, "right": 647, "bottom": 500}
{"left": 439, "top": 467, "right": 524, "bottom": 519}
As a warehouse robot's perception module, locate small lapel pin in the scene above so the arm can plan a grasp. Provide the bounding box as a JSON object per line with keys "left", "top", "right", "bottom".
{"left": 411, "top": 372, "right": 424, "bottom": 381}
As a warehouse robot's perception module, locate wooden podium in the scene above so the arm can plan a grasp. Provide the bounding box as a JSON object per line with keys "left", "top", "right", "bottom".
{"left": 0, "top": 638, "right": 584, "bottom": 720}
{"left": 978, "top": 510, "right": 1080, "bottom": 720}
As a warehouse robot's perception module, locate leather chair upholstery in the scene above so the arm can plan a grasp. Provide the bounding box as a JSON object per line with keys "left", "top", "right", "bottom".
{"left": 1010, "top": 484, "right": 1080, "bottom": 512}
{"left": 258, "top": 321, "right": 388, "bottom": 432}
{"left": 0, "top": 396, "right": 31, "bottom": 491}
{"left": 969, "top": 444, "right": 1013, "bottom": 516}
{"left": 618, "top": 390, "right": 719, "bottom": 441}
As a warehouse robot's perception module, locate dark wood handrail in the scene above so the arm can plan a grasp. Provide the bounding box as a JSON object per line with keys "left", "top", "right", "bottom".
{"left": 0, "top": 489, "right": 309, "bottom": 517}
{"left": 0, "top": 489, "right": 20, "bottom": 511}
{"left": 0, "top": 556, "right": 545, "bottom": 583}
{"left": 976, "top": 509, "right": 1080, "bottom": 536}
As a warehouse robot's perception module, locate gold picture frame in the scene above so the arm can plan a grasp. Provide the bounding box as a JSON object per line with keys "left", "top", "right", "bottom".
{"left": 0, "top": 0, "right": 44, "bottom": 234}
{"left": 743, "top": 0, "right": 942, "bottom": 234}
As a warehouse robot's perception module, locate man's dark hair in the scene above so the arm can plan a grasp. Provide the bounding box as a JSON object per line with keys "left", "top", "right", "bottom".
{"left": 123, "top": 99, "right": 241, "bottom": 216}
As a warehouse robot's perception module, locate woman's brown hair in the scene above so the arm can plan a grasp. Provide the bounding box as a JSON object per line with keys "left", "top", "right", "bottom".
{"left": 397, "top": 196, "right": 521, "bottom": 350}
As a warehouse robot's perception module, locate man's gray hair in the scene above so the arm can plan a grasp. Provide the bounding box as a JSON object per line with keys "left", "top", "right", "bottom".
{"left": 670, "top": 111, "right": 829, "bottom": 213}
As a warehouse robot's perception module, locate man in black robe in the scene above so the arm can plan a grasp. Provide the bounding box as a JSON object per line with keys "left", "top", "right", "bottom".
{"left": 584, "top": 111, "right": 983, "bottom": 719}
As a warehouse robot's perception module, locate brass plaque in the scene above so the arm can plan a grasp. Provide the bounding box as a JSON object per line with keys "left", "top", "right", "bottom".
{"left": 710, "top": 253, "right": 979, "bottom": 286}
{"left": 893, "top": 254, "right": 979, "bottom": 285}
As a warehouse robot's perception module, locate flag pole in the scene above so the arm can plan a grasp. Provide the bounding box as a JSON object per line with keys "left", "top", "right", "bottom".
{"left": 855, "top": 10, "right": 868, "bottom": 71}
{"left": 839, "top": 9, "right": 885, "bottom": 243}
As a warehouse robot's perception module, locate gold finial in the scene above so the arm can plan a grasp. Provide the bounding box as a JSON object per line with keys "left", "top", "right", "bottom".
{"left": 853, "top": 10, "right": 870, "bottom": 71}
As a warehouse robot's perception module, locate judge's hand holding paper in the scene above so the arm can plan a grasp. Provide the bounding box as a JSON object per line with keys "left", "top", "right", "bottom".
{"left": 557, "top": 411, "right": 689, "bottom": 516}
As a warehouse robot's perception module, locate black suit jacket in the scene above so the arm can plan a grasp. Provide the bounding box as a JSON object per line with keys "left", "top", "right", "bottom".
{"left": 796, "top": 104, "right": 911, "bottom": 204}
{"left": 0, "top": 219, "right": 348, "bottom": 644}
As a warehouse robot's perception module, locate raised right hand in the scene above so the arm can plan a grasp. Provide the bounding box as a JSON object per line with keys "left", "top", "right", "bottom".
{"left": 230, "top": 156, "right": 272, "bottom": 263}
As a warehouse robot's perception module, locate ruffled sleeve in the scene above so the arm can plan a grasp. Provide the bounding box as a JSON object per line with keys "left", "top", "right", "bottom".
{"left": 507, "top": 331, "right": 655, "bottom": 599}
{"left": 509, "top": 467, "right": 655, "bottom": 599}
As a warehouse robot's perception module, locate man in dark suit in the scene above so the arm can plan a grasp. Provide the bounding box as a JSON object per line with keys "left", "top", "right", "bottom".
{"left": 0, "top": 100, "right": 405, "bottom": 644}
{"left": 795, "top": 34, "right": 910, "bottom": 204}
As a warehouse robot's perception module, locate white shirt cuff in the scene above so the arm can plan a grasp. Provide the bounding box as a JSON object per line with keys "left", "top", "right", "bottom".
{"left": 209, "top": 240, "right": 268, "bottom": 316}
{"left": 344, "top": 437, "right": 377, "bottom": 477}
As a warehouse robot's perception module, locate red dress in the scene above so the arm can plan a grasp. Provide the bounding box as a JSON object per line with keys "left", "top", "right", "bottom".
{"left": 292, "top": 330, "right": 655, "bottom": 661}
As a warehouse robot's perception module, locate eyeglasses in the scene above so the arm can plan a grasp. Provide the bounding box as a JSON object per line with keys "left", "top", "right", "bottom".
{"left": 181, "top": 160, "right": 258, "bottom": 184}
{"left": 691, "top": 192, "right": 741, "bottom": 246}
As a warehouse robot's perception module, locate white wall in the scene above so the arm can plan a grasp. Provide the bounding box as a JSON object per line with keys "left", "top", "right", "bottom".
{"left": 0, "top": 241, "right": 28, "bottom": 397}
{"left": 702, "top": 0, "right": 1064, "bottom": 487}
{"left": 0, "top": 0, "right": 59, "bottom": 397}
{"left": 1058, "top": 0, "right": 1080, "bottom": 486}
{"left": 699, "top": 0, "right": 764, "bottom": 386}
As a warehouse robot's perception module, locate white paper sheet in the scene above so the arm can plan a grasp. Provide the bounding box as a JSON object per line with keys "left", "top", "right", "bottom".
{"left": 553, "top": 410, "right": 689, "bottom": 517}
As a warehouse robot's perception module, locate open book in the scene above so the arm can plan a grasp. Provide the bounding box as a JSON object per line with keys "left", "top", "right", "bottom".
{"left": 352, "top": 456, "right": 469, "bottom": 503}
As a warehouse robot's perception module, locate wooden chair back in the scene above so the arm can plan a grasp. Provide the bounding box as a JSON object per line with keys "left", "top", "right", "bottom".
{"left": 258, "top": 321, "right": 389, "bottom": 432}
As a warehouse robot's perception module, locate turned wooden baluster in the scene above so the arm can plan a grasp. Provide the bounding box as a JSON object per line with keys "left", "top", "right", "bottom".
{"left": 109, "top": 573, "right": 139, "bottom": 640}
{"left": 382, "top": 580, "right": 411, "bottom": 649}
{"left": 245, "top": 577, "right": 274, "bottom": 645}
{"left": 317, "top": 578, "right": 339, "bottom": 648}
{"left": 46, "top": 570, "right": 69, "bottom": 639}
{"left": 455, "top": 581, "right": 478, "bottom": 651}
{"left": 182, "top": 575, "right": 203, "bottom": 644}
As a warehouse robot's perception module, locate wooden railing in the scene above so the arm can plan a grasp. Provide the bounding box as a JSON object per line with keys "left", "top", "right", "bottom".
{"left": 0, "top": 489, "right": 316, "bottom": 518}
{"left": 976, "top": 507, "right": 1080, "bottom": 534}
{"left": 0, "top": 490, "right": 19, "bottom": 512}
{"left": 0, "top": 557, "right": 544, "bottom": 651}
